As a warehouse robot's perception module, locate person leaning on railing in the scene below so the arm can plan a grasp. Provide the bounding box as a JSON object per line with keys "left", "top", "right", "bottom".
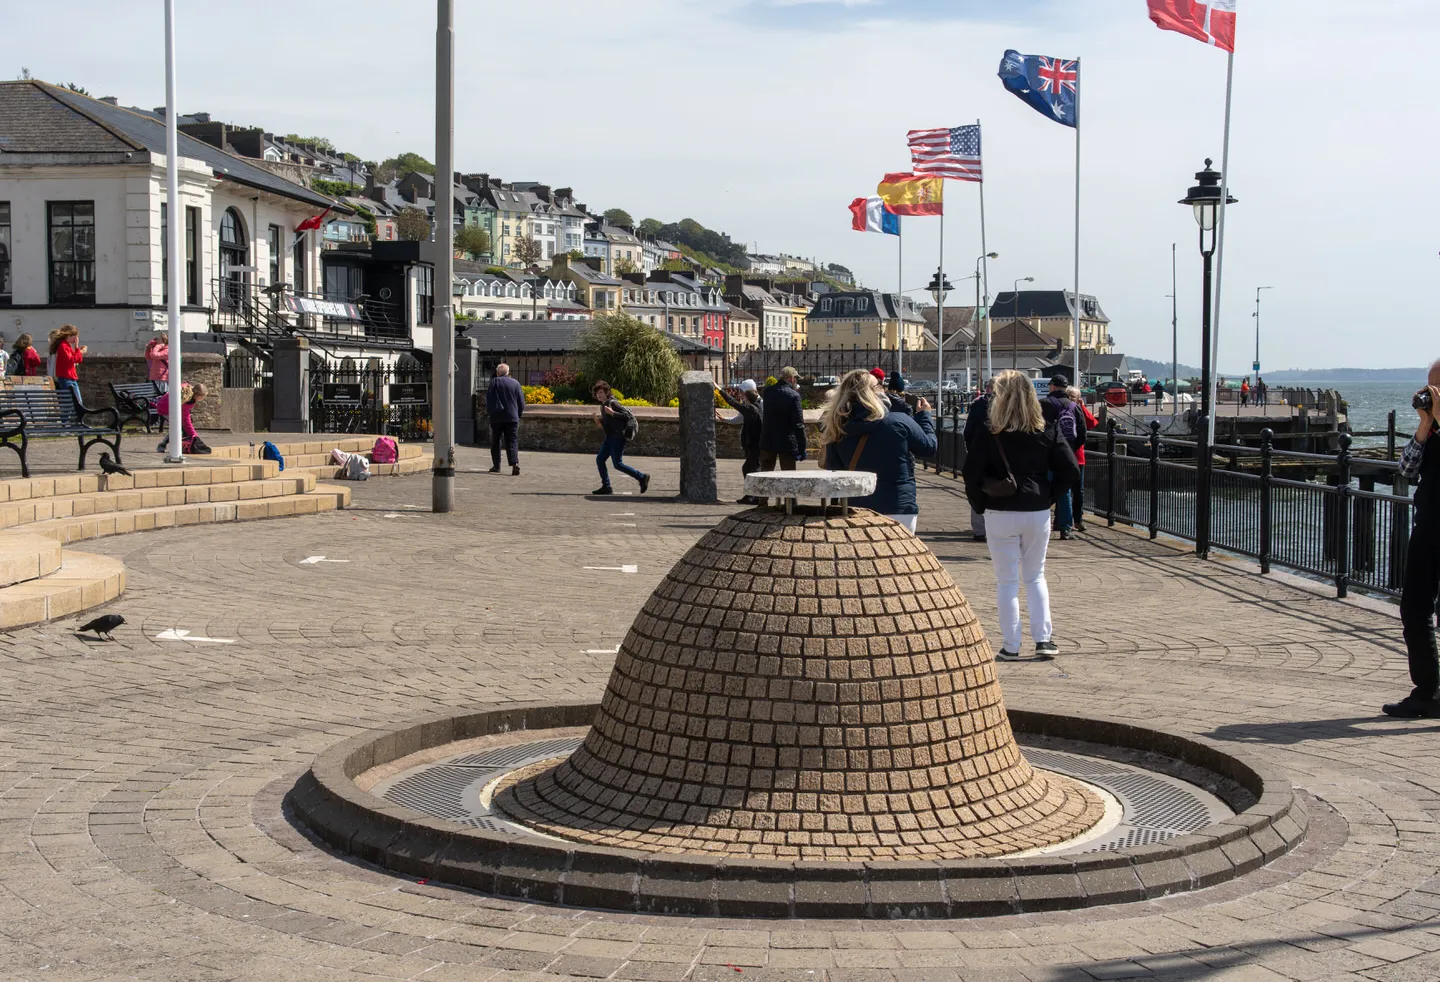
{"left": 1383, "top": 360, "right": 1440, "bottom": 718}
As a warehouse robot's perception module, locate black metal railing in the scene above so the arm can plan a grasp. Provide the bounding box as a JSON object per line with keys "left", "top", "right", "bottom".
{"left": 308, "top": 364, "right": 431, "bottom": 441}
{"left": 209, "top": 279, "right": 410, "bottom": 347}
{"left": 222, "top": 350, "right": 269, "bottom": 389}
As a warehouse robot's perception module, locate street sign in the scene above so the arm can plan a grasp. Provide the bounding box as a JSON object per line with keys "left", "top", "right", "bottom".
{"left": 1253, "top": 362, "right": 1260, "bottom": 372}
{"left": 322, "top": 382, "right": 363, "bottom": 406}
{"left": 389, "top": 382, "right": 429, "bottom": 406}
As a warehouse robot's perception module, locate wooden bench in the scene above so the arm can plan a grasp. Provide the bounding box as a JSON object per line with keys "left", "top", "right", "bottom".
{"left": 0, "top": 388, "right": 122, "bottom": 478}
{"left": 109, "top": 381, "right": 166, "bottom": 432}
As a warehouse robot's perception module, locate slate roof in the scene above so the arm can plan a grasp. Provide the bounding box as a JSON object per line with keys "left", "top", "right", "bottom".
{"left": 990, "top": 290, "right": 1110, "bottom": 324}
{"left": 990, "top": 320, "right": 1057, "bottom": 351}
{"left": 563, "top": 263, "right": 621, "bottom": 286}
{"left": 726, "top": 303, "right": 759, "bottom": 321}
{"left": 0, "top": 82, "right": 135, "bottom": 153}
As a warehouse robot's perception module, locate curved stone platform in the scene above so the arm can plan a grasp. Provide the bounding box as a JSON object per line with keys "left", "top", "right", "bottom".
{"left": 289, "top": 702, "right": 1307, "bottom": 918}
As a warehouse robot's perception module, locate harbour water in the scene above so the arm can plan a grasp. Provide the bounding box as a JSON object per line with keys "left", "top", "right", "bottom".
{"left": 1278, "top": 379, "right": 1425, "bottom": 445}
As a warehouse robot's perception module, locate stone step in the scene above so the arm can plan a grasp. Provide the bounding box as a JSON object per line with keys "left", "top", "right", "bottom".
{"left": 0, "top": 476, "right": 318, "bottom": 531}
{"left": 0, "top": 532, "right": 64, "bottom": 588}
{"left": 292, "top": 454, "right": 432, "bottom": 481}
{"left": 211, "top": 436, "right": 417, "bottom": 459}
{"left": 24, "top": 486, "right": 351, "bottom": 548}
{"left": 0, "top": 550, "right": 125, "bottom": 630}
{"left": 0, "top": 461, "right": 281, "bottom": 503}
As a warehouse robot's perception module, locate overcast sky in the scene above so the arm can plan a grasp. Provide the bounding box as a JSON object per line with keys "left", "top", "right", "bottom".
{"left": 5, "top": 0, "right": 1435, "bottom": 371}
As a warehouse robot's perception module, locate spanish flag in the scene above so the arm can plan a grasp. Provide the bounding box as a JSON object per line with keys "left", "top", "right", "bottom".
{"left": 876, "top": 173, "right": 943, "bottom": 216}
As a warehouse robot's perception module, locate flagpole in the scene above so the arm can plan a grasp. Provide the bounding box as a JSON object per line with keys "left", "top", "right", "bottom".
{"left": 163, "top": 0, "right": 184, "bottom": 464}
{"left": 937, "top": 208, "right": 945, "bottom": 417}
{"left": 896, "top": 218, "right": 904, "bottom": 376}
{"left": 1207, "top": 49, "right": 1235, "bottom": 449}
{"left": 978, "top": 117, "right": 992, "bottom": 386}
{"left": 1071, "top": 61, "right": 1082, "bottom": 391}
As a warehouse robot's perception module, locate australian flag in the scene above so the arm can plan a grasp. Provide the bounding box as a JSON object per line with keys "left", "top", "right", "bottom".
{"left": 998, "top": 50, "right": 1079, "bottom": 128}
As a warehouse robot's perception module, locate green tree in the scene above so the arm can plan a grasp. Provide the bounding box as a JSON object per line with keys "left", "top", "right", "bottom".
{"left": 565, "top": 249, "right": 585, "bottom": 261}
{"left": 512, "top": 233, "right": 543, "bottom": 267}
{"left": 455, "top": 225, "right": 491, "bottom": 258}
{"left": 395, "top": 207, "right": 432, "bottom": 242}
{"left": 602, "top": 208, "right": 633, "bottom": 228}
{"left": 286, "top": 134, "right": 335, "bottom": 151}
{"left": 64, "top": 82, "right": 89, "bottom": 96}
{"left": 660, "top": 258, "right": 691, "bottom": 272}
{"left": 375, "top": 152, "right": 435, "bottom": 183}
{"left": 613, "top": 256, "right": 640, "bottom": 275}
{"left": 581, "top": 313, "right": 684, "bottom": 406}
{"left": 637, "top": 218, "right": 663, "bottom": 238}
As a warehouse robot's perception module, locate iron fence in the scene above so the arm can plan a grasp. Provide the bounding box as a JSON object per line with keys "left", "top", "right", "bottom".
{"left": 308, "top": 363, "right": 431, "bottom": 441}
{"left": 222, "top": 350, "right": 269, "bottom": 389}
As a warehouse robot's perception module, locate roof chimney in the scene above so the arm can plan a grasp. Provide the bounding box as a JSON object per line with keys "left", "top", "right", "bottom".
{"left": 100, "top": 96, "right": 118, "bottom": 106}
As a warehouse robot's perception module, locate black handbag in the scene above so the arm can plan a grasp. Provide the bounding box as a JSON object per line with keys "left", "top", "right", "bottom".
{"left": 982, "top": 434, "right": 1018, "bottom": 499}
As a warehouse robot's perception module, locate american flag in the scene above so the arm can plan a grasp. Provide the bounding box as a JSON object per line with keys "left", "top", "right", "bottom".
{"left": 907, "top": 124, "right": 983, "bottom": 183}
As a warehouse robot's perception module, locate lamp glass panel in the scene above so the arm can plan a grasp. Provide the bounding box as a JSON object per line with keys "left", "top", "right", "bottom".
{"left": 1193, "top": 201, "right": 1218, "bottom": 232}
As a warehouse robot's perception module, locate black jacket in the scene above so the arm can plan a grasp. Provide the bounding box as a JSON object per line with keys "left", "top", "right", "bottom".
{"left": 963, "top": 425, "right": 1080, "bottom": 515}
{"left": 823, "top": 404, "right": 936, "bottom": 515}
{"left": 719, "top": 389, "right": 763, "bottom": 453}
{"left": 599, "top": 397, "right": 633, "bottom": 438}
{"left": 886, "top": 392, "right": 914, "bottom": 417}
{"left": 1416, "top": 433, "right": 1440, "bottom": 528}
{"left": 963, "top": 395, "right": 989, "bottom": 446}
{"left": 485, "top": 375, "right": 525, "bottom": 422}
{"left": 760, "top": 382, "right": 806, "bottom": 457}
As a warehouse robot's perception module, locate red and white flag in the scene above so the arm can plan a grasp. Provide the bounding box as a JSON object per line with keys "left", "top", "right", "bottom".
{"left": 1147, "top": 0, "right": 1235, "bottom": 53}
{"left": 295, "top": 207, "right": 331, "bottom": 233}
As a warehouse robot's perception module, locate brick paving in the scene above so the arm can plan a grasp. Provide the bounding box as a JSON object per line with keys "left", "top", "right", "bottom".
{"left": 0, "top": 446, "right": 1437, "bottom": 980}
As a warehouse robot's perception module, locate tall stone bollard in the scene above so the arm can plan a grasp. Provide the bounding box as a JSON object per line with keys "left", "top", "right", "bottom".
{"left": 271, "top": 336, "right": 310, "bottom": 433}
{"left": 677, "top": 370, "right": 719, "bottom": 503}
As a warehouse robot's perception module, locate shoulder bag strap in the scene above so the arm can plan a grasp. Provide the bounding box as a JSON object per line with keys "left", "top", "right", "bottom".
{"left": 847, "top": 434, "right": 870, "bottom": 471}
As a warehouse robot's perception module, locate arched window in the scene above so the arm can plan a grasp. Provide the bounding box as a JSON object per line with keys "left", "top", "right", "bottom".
{"left": 218, "top": 207, "right": 248, "bottom": 310}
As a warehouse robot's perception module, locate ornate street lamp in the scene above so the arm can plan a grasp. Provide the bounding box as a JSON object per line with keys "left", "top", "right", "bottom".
{"left": 1179, "top": 158, "right": 1237, "bottom": 558}
{"left": 927, "top": 268, "right": 954, "bottom": 414}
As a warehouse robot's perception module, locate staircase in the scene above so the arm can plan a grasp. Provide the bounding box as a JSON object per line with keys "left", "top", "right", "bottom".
{"left": 0, "top": 435, "right": 422, "bottom": 632}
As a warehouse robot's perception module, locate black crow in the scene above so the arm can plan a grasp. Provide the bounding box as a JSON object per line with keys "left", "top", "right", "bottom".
{"left": 78, "top": 613, "right": 125, "bottom": 641}
{"left": 98, "top": 453, "right": 131, "bottom": 477}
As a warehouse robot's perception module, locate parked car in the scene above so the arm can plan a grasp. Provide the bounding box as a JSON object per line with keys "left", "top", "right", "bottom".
{"left": 813, "top": 376, "right": 839, "bottom": 388}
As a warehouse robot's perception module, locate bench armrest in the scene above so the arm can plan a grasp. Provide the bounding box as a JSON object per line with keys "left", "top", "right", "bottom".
{"left": 0, "top": 408, "right": 24, "bottom": 439}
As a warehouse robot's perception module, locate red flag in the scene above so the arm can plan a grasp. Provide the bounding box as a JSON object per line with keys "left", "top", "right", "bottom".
{"left": 1147, "top": 0, "right": 1235, "bottom": 53}
{"left": 295, "top": 207, "right": 331, "bottom": 233}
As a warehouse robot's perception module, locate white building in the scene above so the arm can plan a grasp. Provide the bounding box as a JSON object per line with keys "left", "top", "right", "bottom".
{"left": 0, "top": 82, "right": 338, "bottom": 355}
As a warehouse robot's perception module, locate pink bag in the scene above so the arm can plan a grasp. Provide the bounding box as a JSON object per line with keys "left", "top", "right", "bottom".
{"left": 371, "top": 436, "right": 399, "bottom": 464}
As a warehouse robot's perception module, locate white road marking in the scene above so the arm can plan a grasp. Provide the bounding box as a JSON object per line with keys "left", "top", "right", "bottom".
{"left": 583, "top": 565, "right": 638, "bottom": 574}
{"left": 609, "top": 513, "right": 636, "bottom": 516}
{"left": 299, "top": 556, "right": 350, "bottom": 565}
{"left": 155, "top": 629, "right": 235, "bottom": 645}
{"left": 613, "top": 523, "right": 638, "bottom": 528}
{"left": 584, "top": 647, "right": 621, "bottom": 655}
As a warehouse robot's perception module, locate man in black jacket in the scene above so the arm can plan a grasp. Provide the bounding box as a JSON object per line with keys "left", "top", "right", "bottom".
{"left": 963, "top": 378, "right": 994, "bottom": 541}
{"left": 759, "top": 367, "right": 806, "bottom": 471}
{"left": 1384, "top": 362, "right": 1440, "bottom": 718}
{"left": 485, "top": 363, "right": 525, "bottom": 475}
{"left": 717, "top": 379, "right": 763, "bottom": 503}
{"left": 885, "top": 372, "right": 914, "bottom": 416}
{"left": 1041, "top": 375, "right": 1085, "bottom": 537}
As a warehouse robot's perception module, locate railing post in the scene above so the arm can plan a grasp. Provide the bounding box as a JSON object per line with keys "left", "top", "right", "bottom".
{"left": 1335, "top": 433, "right": 1352, "bottom": 599}
{"left": 1106, "top": 419, "right": 1118, "bottom": 527}
{"left": 950, "top": 401, "right": 962, "bottom": 478}
{"left": 1148, "top": 421, "right": 1160, "bottom": 540}
{"left": 1386, "top": 409, "right": 1397, "bottom": 462}
{"left": 1196, "top": 413, "right": 1211, "bottom": 559}
{"left": 1390, "top": 473, "right": 1411, "bottom": 592}
{"left": 1259, "top": 428, "right": 1273, "bottom": 575}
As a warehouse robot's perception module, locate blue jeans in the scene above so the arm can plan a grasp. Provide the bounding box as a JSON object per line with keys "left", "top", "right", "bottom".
{"left": 1055, "top": 483, "right": 1074, "bottom": 531}
{"left": 596, "top": 434, "right": 644, "bottom": 487}
{"left": 56, "top": 378, "right": 82, "bottom": 420}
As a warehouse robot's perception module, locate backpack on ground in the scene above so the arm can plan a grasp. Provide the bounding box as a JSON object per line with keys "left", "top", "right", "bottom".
{"left": 371, "top": 436, "right": 399, "bottom": 464}
{"left": 342, "top": 453, "right": 370, "bottom": 481}
{"left": 260, "top": 440, "right": 284, "bottom": 471}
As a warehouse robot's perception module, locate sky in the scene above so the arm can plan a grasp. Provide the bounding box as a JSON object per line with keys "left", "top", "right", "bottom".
{"left": 5, "top": 0, "right": 1437, "bottom": 371}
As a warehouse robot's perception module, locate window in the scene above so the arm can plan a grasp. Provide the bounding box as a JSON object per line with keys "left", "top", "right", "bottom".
{"left": 161, "top": 203, "right": 200, "bottom": 304}
{"left": 48, "top": 201, "right": 96, "bottom": 303}
{"left": 819, "top": 298, "right": 831, "bottom": 311}
{"left": 825, "top": 325, "right": 834, "bottom": 337}
{"left": 839, "top": 298, "right": 854, "bottom": 314}
{"left": 268, "top": 225, "right": 281, "bottom": 285}
{"left": 854, "top": 324, "right": 862, "bottom": 336}
{"left": 0, "top": 202, "right": 11, "bottom": 303}
{"left": 416, "top": 265, "right": 434, "bottom": 325}
{"left": 857, "top": 297, "right": 869, "bottom": 311}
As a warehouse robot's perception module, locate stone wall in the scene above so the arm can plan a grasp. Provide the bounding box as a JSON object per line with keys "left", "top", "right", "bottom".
{"left": 472, "top": 402, "right": 822, "bottom": 460}
{"left": 77, "top": 353, "right": 239, "bottom": 430}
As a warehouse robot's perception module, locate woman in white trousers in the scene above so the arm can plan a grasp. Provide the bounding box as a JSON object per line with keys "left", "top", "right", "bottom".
{"left": 962, "top": 371, "right": 1080, "bottom": 661}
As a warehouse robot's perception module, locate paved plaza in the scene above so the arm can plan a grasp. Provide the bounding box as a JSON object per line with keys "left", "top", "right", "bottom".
{"left": 2, "top": 445, "right": 1439, "bottom": 981}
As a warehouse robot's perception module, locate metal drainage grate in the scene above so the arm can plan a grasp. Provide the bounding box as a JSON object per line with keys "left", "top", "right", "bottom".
{"left": 375, "top": 738, "right": 1231, "bottom": 854}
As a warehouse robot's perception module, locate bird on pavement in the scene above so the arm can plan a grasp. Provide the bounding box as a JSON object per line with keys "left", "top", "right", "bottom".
{"left": 98, "top": 453, "right": 131, "bottom": 478}
{"left": 77, "top": 613, "right": 125, "bottom": 641}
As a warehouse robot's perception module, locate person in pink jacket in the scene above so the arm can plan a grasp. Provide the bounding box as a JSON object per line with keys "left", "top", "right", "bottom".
{"left": 154, "top": 382, "right": 210, "bottom": 454}
{"left": 145, "top": 338, "right": 169, "bottom": 389}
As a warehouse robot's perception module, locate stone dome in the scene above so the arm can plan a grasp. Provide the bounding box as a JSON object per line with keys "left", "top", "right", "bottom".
{"left": 495, "top": 509, "right": 1102, "bottom": 860}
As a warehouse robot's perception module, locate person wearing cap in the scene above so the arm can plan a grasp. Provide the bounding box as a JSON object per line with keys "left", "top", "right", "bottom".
{"left": 1041, "top": 374, "right": 1085, "bottom": 539}
{"left": 716, "top": 379, "right": 764, "bottom": 503}
{"left": 760, "top": 367, "right": 806, "bottom": 471}
{"left": 884, "top": 372, "right": 913, "bottom": 416}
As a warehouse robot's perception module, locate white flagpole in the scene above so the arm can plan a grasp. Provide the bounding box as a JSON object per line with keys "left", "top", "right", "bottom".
{"left": 163, "top": 0, "right": 184, "bottom": 463}
{"left": 937, "top": 207, "right": 945, "bottom": 417}
{"left": 1207, "top": 50, "right": 1235, "bottom": 448}
{"left": 977, "top": 118, "right": 992, "bottom": 386}
{"left": 1071, "top": 61, "right": 1082, "bottom": 390}
{"left": 896, "top": 217, "right": 903, "bottom": 376}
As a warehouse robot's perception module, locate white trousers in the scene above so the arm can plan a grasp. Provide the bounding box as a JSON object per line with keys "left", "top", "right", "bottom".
{"left": 885, "top": 514, "right": 918, "bottom": 533}
{"left": 982, "top": 508, "right": 1053, "bottom": 652}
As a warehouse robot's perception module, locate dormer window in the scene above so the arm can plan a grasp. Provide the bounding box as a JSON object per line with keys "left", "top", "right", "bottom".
{"left": 820, "top": 298, "right": 832, "bottom": 311}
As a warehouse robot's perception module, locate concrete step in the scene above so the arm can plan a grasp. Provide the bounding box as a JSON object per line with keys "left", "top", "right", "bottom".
{"left": 0, "top": 476, "right": 318, "bottom": 531}
{"left": 24, "top": 486, "right": 351, "bottom": 547}
{"left": 211, "top": 437, "right": 425, "bottom": 463}
{"left": 0, "top": 550, "right": 125, "bottom": 630}
{"left": 0, "top": 532, "right": 64, "bottom": 588}
{"left": 0, "top": 461, "right": 282, "bottom": 503}
{"left": 292, "top": 454, "right": 431, "bottom": 481}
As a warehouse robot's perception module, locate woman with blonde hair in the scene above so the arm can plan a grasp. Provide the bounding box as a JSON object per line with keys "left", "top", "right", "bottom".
{"left": 963, "top": 370, "right": 1079, "bottom": 660}
{"left": 820, "top": 368, "right": 936, "bottom": 532}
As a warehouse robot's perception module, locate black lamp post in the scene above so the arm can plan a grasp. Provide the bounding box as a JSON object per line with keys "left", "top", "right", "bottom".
{"left": 1179, "top": 158, "right": 1238, "bottom": 558}
{"left": 927, "top": 267, "right": 954, "bottom": 413}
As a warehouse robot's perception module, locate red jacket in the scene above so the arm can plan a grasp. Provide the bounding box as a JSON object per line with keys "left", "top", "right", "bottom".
{"left": 54, "top": 340, "right": 83, "bottom": 381}
{"left": 17, "top": 347, "right": 41, "bottom": 377}
{"left": 1076, "top": 403, "right": 1099, "bottom": 465}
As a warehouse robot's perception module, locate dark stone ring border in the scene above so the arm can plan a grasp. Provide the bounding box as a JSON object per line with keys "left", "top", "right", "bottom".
{"left": 287, "top": 702, "right": 1307, "bottom": 918}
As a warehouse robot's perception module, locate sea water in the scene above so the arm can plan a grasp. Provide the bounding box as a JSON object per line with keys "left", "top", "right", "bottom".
{"left": 1277, "top": 379, "right": 1427, "bottom": 447}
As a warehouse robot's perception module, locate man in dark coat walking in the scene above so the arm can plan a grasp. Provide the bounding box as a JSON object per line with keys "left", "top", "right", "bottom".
{"left": 486, "top": 363, "right": 525, "bottom": 475}
{"left": 759, "top": 367, "right": 806, "bottom": 471}
{"left": 717, "top": 379, "right": 764, "bottom": 503}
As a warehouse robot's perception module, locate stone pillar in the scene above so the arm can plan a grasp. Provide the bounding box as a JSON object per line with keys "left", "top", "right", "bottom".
{"left": 454, "top": 335, "right": 479, "bottom": 445}
{"left": 678, "top": 370, "right": 718, "bottom": 503}
{"left": 271, "top": 336, "right": 310, "bottom": 433}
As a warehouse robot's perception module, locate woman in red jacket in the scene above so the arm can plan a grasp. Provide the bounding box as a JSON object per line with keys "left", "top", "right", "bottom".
{"left": 50, "top": 325, "right": 87, "bottom": 415}
{"left": 12, "top": 334, "right": 42, "bottom": 377}
{"left": 1067, "top": 386, "right": 1100, "bottom": 533}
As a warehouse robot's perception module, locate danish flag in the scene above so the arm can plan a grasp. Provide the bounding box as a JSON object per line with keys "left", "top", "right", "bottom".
{"left": 1147, "top": 0, "right": 1235, "bottom": 53}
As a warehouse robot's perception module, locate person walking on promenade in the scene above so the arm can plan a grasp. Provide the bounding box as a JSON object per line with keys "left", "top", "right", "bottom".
{"left": 145, "top": 337, "right": 169, "bottom": 392}
{"left": 1257, "top": 376, "right": 1268, "bottom": 408}
{"left": 716, "top": 379, "right": 763, "bottom": 504}
{"left": 821, "top": 369, "right": 936, "bottom": 533}
{"left": 759, "top": 367, "right": 806, "bottom": 471}
{"left": 1067, "top": 385, "right": 1099, "bottom": 533}
{"left": 1241, "top": 379, "right": 1251, "bottom": 407}
{"left": 1042, "top": 375, "right": 1084, "bottom": 539}
{"left": 885, "top": 372, "right": 914, "bottom": 416}
{"left": 1383, "top": 361, "right": 1440, "bottom": 718}
{"left": 964, "top": 378, "right": 995, "bottom": 542}
{"left": 963, "top": 370, "right": 1080, "bottom": 661}
{"left": 50, "top": 325, "right": 86, "bottom": 416}
{"left": 12, "top": 335, "right": 40, "bottom": 377}
{"left": 591, "top": 380, "right": 649, "bottom": 496}
{"left": 485, "top": 363, "right": 525, "bottom": 476}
